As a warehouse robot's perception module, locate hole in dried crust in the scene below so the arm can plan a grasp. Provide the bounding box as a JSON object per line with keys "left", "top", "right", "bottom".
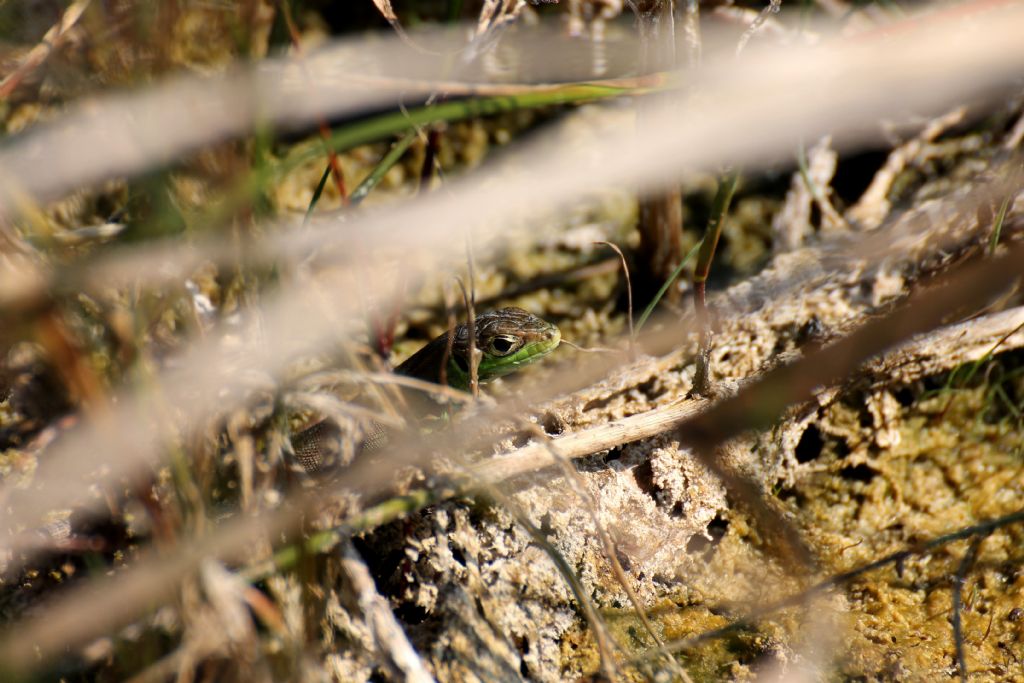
{"left": 541, "top": 412, "right": 565, "bottom": 436}
{"left": 795, "top": 424, "right": 824, "bottom": 463}
{"left": 840, "top": 463, "right": 877, "bottom": 483}
{"left": 513, "top": 635, "right": 531, "bottom": 677}
{"left": 632, "top": 460, "right": 656, "bottom": 497}
{"left": 835, "top": 437, "right": 852, "bottom": 458}
{"left": 686, "top": 514, "right": 729, "bottom": 559}
{"left": 858, "top": 403, "right": 874, "bottom": 429}
{"left": 777, "top": 485, "right": 801, "bottom": 504}
{"left": 772, "top": 336, "right": 789, "bottom": 356}
{"left": 582, "top": 394, "right": 613, "bottom": 412}
{"left": 394, "top": 601, "right": 429, "bottom": 626}
{"left": 833, "top": 148, "right": 890, "bottom": 205}
{"left": 809, "top": 201, "right": 823, "bottom": 230}
{"left": 539, "top": 512, "right": 554, "bottom": 536}
{"left": 796, "top": 317, "right": 826, "bottom": 346}
{"left": 637, "top": 377, "right": 666, "bottom": 401}
{"left": 893, "top": 386, "right": 915, "bottom": 407}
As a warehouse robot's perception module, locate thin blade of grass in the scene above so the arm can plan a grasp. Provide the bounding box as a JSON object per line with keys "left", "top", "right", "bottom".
{"left": 635, "top": 239, "right": 703, "bottom": 333}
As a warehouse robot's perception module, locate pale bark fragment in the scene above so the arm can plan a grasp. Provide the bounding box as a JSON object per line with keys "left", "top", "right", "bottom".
{"left": 772, "top": 135, "right": 842, "bottom": 253}
{"left": 846, "top": 107, "right": 967, "bottom": 230}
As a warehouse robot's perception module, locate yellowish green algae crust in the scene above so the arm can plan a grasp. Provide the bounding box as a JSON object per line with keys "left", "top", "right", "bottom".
{"left": 555, "top": 353, "right": 1024, "bottom": 681}
{"left": 788, "top": 351, "right": 1024, "bottom": 680}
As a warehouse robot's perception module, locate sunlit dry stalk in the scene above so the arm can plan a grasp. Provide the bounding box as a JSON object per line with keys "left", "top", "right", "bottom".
{"left": 2, "top": 149, "right": 1015, "bottom": 573}
{"left": 0, "top": 0, "right": 91, "bottom": 99}
{"left": 682, "top": 0, "right": 701, "bottom": 67}
{"left": 0, "top": 6, "right": 1013, "bottom": 222}
{"left": 735, "top": 0, "right": 783, "bottom": 56}
{"left": 1005, "top": 104, "right": 1024, "bottom": 150}
{"left": 440, "top": 282, "right": 459, "bottom": 391}
{"left": 2, "top": 14, "right": 1020, "bottom": 297}
{"left": 1, "top": 154, "right": 1021, "bottom": 571}
{"left": 293, "top": 369, "right": 474, "bottom": 406}
{"left": 454, "top": 276, "right": 480, "bottom": 397}
{"left": 284, "top": 391, "right": 406, "bottom": 431}
{"left": 227, "top": 413, "right": 257, "bottom": 510}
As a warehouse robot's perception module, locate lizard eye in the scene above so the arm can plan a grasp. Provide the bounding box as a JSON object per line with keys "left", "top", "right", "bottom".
{"left": 488, "top": 336, "right": 519, "bottom": 357}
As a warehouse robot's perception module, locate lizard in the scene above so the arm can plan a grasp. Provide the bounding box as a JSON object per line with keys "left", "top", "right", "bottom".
{"left": 290, "top": 307, "right": 561, "bottom": 472}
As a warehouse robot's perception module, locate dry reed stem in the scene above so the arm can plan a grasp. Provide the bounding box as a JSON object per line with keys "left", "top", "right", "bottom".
{"left": 0, "top": 163, "right": 1019, "bottom": 564}
{"left": 0, "top": 0, "right": 91, "bottom": 99}
{"left": 594, "top": 241, "right": 635, "bottom": 353}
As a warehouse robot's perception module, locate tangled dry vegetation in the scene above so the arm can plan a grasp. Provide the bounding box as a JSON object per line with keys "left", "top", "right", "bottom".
{"left": 1, "top": 1, "right": 1024, "bottom": 681}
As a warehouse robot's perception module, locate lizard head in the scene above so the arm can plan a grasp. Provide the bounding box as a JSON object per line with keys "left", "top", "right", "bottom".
{"left": 449, "top": 307, "right": 561, "bottom": 386}
{"left": 395, "top": 307, "right": 560, "bottom": 392}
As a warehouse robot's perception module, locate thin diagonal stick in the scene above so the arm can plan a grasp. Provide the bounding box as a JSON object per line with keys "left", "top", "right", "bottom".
{"left": 595, "top": 241, "right": 635, "bottom": 355}
{"left": 482, "top": 481, "right": 622, "bottom": 681}
{"left": 952, "top": 534, "right": 985, "bottom": 683}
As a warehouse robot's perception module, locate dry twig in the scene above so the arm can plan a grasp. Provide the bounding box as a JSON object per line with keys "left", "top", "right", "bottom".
{"left": 340, "top": 540, "right": 436, "bottom": 682}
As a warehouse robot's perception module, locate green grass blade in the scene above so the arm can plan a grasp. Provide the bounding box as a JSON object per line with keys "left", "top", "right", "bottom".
{"left": 635, "top": 238, "right": 704, "bottom": 334}
{"left": 302, "top": 162, "right": 333, "bottom": 227}
{"left": 350, "top": 131, "right": 418, "bottom": 206}
{"left": 988, "top": 193, "right": 1012, "bottom": 254}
